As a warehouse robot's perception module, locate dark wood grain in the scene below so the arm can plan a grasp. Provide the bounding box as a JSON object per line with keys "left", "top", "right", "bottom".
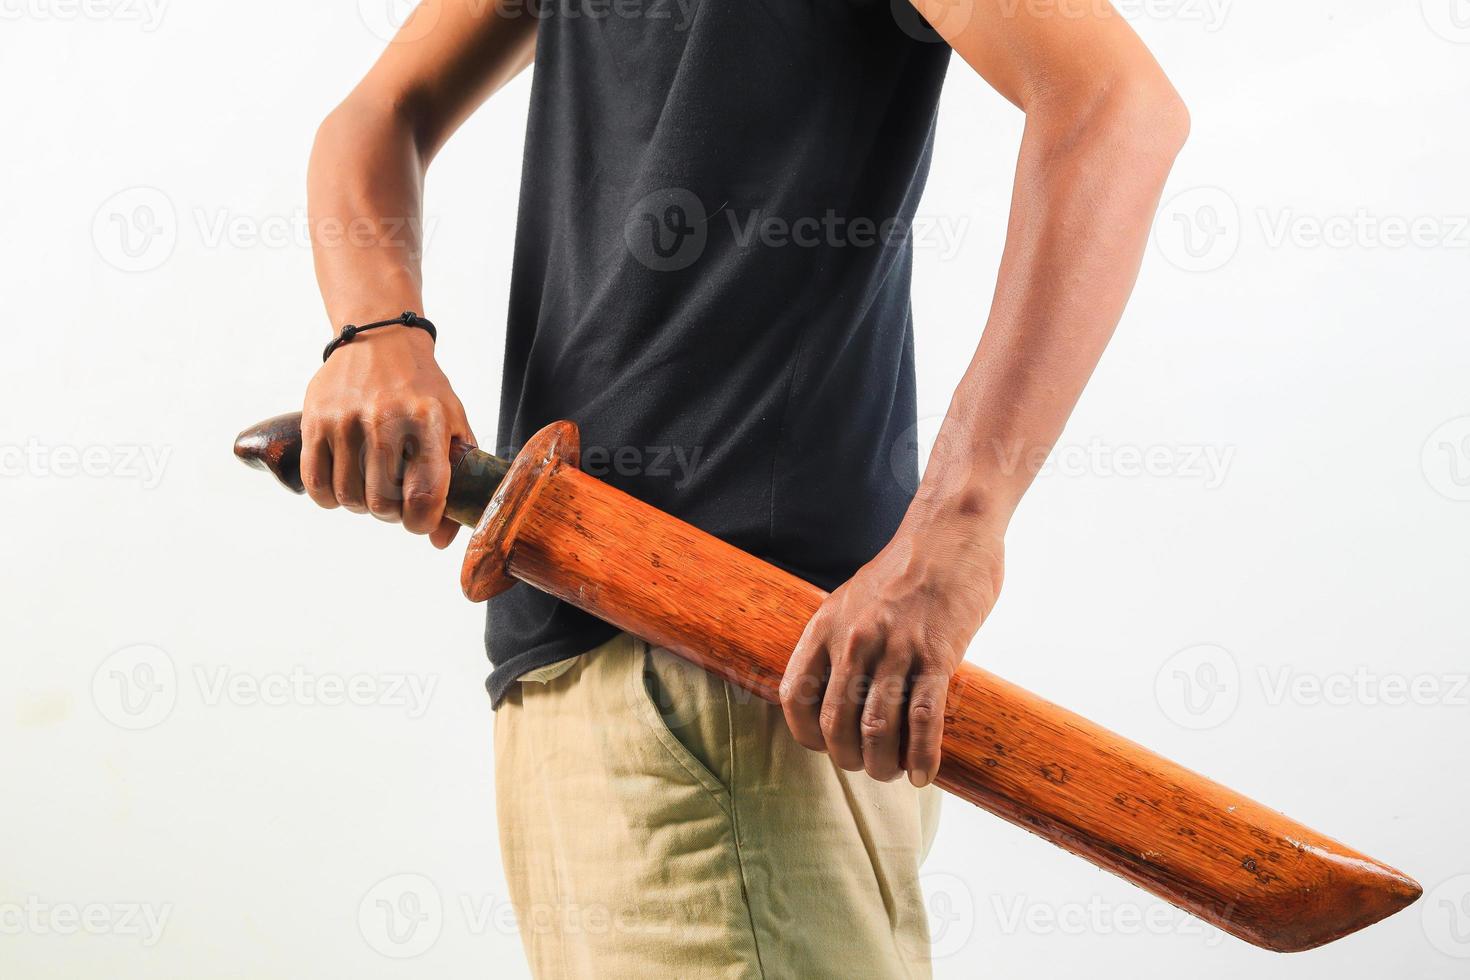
{"left": 234, "top": 411, "right": 506, "bottom": 525}
{"left": 461, "top": 420, "right": 1421, "bottom": 953}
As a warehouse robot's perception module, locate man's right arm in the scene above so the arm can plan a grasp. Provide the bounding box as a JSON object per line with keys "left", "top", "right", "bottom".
{"left": 301, "top": 0, "right": 537, "bottom": 549}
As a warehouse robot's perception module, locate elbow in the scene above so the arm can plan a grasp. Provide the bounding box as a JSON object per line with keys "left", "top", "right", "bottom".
{"left": 312, "top": 89, "right": 433, "bottom": 168}
{"left": 1120, "top": 76, "right": 1190, "bottom": 164}
{"left": 1030, "top": 71, "right": 1189, "bottom": 183}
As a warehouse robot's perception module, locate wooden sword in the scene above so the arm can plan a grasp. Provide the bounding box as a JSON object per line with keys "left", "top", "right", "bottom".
{"left": 235, "top": 411, "right": 1421, "bottom": 953}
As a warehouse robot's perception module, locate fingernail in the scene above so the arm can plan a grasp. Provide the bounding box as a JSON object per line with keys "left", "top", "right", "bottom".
{"left": 910, "top": 769, "right": 930, "bottom": 788}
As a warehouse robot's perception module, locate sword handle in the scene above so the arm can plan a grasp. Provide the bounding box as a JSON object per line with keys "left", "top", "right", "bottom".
{"left": 233, "top": 411, "right": 509, "bottom": 527}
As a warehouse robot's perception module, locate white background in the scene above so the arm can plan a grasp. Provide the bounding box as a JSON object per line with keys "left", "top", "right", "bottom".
{"left": 2, "top": 1, "right": 1468, "bottom": 977}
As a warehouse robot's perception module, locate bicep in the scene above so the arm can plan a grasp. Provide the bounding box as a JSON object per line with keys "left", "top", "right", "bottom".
{"left": 906, "top": 0, "right": 1171, "bottom": 113}
{"left": 350, "top": 0, "right": 539, "bottom": 158}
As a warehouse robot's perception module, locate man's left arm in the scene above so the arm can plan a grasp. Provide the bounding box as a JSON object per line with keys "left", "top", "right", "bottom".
{"left": 778, "top": 0, "right": 1190, "bottom": 787}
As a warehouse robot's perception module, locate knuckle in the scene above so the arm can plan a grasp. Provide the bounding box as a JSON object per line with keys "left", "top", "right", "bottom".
{"left": 365, "top": 492, "right": 399, "bottom": 518}
{"left": 301, "top": 467, "right": 332, "bottom": 496}
{"left": 402, "top": 482, "right": 443, "bottom": 511}
{"left": 413, "top": 398, "right": 447, "bottom": 426}
{"left": 365, "top": 401, "right": 408, "bottom": 432}
{"left": 909, "top": 697, "right": 940, "bottom": 727}
{"left": 818, "top": 704, "right": 844, "bottom": 739}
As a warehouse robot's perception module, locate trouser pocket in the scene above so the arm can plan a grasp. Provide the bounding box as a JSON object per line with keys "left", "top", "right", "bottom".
{"left": 627, "top": 639, "right": 733, "bottom": 807}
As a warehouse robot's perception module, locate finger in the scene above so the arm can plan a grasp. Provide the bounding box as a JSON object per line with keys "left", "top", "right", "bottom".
{"left": 364, "top": 415, "right": 409, "bottom": 523}
{"left": 861, "top": 655, "right": 910, "bottom": 782}
{"left": 779, "top": 632, "right": 831, "bottom": 753}
{"left": 300, "top": 426, "right": 338, "bottom": 510}
{"left": 331, "top": 421, "right": 367, "bottom": 514}
{"left": 428, "top": 516, "right": 460, "bottom": 550}
{"left": 905, "top": 666, "right": 951, "bottom": 788}
{"left": 821, "top": 639, "right": 876, "bottom": 772}
{"left": 401, "top": 403, "right": 449, "bottom": 535}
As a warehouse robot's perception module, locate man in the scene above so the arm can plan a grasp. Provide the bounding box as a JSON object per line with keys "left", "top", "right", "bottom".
{"left": 299, "top": 0, "right": 1187, "bottom": 974}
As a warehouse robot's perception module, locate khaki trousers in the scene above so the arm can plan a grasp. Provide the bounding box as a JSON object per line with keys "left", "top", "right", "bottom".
{"left": 494, "top": 632, "right": 941, "bottom": 979}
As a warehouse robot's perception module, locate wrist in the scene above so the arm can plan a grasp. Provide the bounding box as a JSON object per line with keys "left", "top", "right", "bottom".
{"left": 908, "top": 475, "right": 1015, "bottom": 539}
{"left": 322, "top": 311, "right": 437, "bottom": 364}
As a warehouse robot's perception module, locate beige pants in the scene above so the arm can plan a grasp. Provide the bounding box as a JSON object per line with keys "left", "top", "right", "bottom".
{"left": 494, "top": 632, "right": 942, "bottom": 979}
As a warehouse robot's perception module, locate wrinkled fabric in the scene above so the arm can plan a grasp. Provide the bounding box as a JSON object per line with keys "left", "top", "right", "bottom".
{"left": 494, "top": 632, "right": 942, "bottom": 978}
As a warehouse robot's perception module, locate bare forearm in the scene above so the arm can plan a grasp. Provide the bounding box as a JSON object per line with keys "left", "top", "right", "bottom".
{"left": 308, "top": 103, "right": 429, "bottom": 329}
{"left": 917, "top": 87, "right": 1189, "bottom": 528}
{"left": 306, "top": 0, "right": 535, "bottom": 329}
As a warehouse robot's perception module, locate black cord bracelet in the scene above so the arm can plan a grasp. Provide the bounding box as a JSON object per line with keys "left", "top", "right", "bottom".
{"left": 322, "top": 311, "right": 437, "bottom": 362}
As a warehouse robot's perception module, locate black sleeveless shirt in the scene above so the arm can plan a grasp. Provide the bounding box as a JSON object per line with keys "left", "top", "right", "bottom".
{"left": 487, "top": 0, "right": 950, "bottom": 705}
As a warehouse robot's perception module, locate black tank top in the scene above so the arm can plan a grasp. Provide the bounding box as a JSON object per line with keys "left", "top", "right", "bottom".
{"left": 487, "top": 0, "right": 951, "bottom": 704}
